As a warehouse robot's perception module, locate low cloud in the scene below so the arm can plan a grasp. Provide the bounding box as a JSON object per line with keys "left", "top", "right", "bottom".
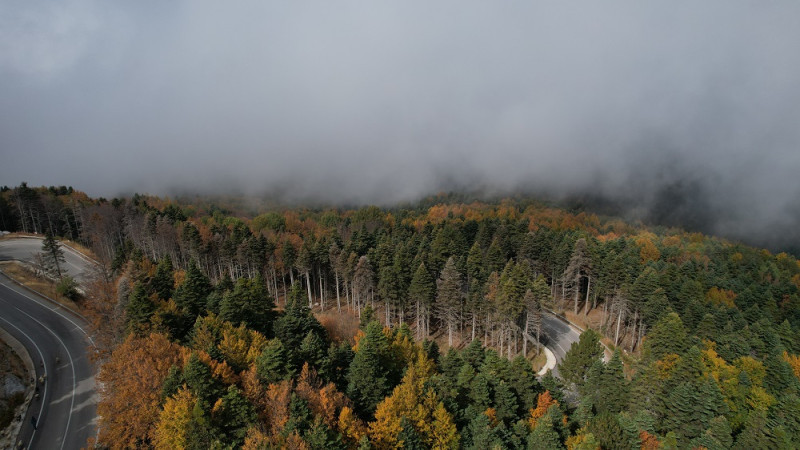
{"left": 2, "top": 1, "right": 800, "bottom": 250}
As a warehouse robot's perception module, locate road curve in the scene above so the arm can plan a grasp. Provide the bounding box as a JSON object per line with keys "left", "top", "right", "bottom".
{"left": 539, "top": 312, "right": 582, "bottom": 378}
{"left": 0, "top": 238, "right": 97, "bottom": 449}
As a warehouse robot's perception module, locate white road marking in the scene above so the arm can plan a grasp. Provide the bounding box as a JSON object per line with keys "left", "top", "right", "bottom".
{"left": 0, "top": 275, "right": 96, "bottom": 348}
{"left": 12, "top": 306, "right": 76, "bottom": 450}
{"left": 0, "top": 312, "right": 49, "bottom": 450}
{"left": 540, "top": 321, "right": 569, "bottom": 355}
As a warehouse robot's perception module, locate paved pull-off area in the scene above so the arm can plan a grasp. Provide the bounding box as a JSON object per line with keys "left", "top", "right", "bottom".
{"left": 0, "top": 238, "right": 97, "bottom": 449}
{"left": 0, "top": 238, "right": 94, "bottom": 285}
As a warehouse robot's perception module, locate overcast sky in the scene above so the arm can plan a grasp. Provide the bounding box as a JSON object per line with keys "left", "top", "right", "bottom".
{"left": 2, "top": 1, "right": 800, "bottom": 247}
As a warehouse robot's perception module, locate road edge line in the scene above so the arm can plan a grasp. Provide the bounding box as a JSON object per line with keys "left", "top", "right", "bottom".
{"left": 537, "top": 345, "right": 557, "bottom": 376}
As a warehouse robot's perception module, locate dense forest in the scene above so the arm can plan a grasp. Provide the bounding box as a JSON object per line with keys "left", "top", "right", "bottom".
{"left": 2, "top": 183, "right": 800, "bottom": 449}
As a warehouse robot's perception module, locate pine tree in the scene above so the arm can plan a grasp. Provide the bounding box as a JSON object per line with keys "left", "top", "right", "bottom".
{"left": 643, "top": 312, "right": 688, "bottom": 361}
{"left": 274, "top": 286, "right": 327, "bottom": 367}
{"left": 397, "top": 417, "right": 425, "bottom": 450}
{"left": 40, "top": 231, "right": 65, "bottom": 280}
{"left": 527, "top": 407, "right": 564, "bottom": 449}
{"left": 508, "top": 355, "right": 543, "bottom": 412}
{"left": 558, "top": 329, "right": 603, "bottom": 389}
{"left": 563, "top": 238, "right": 592, "bottom": 315}
{"left": 691, "top": 416, "right": 732, "bottom": 450}
{"left": 301, "top": 419, "right": 343, "bottom": 450}
{"left": 596, "top": 350, "right": 628, "bottom": 414}
{"left": 464, "top": 412, "right": 503, "bottom": 450}
{"left": 214, "top": 385, "right": 257, "bottom": 446}
{"left": 378, "top": 257, "right": 401, "bottom": 325}
{"left": 347, "top": 321, "right": 392, "bottom": 419}
{"left": 733, "top": 410, "right": 772, "bottom": 449}
{"left": 151, "top": 256, "right": 174, "bottom": 301}
{"left": 174, "top": 261, "right": 212, "bottom": 317}
{"left": 436, "top": 257, "right": 463, "bottom": 347}
{"left": 409, "top": 262, "right": 435, "bottom": 340}
{"left": 282, "top": 239, "right": 297, "bottom": 286}
{"left": 493, "top": 380, "right": 519, "bottom": 425}
{"left": 329, "top": 242, "right": 343, "bottom": 313}
{"left": 183, "top": 353, "right": 222, "bottom": 409}
{"left": 299, "top": 331, "right": 327, "bottom": 371}
{"left": 219, "top": 276, "right": 275, "bottom": 336}
{"left": 125, "top": 282, "right": 155, "bottom": 335}
{"left": 353, "top": 256, "right": 374, "bottom": 318}
{"left": 161, "top": 365, "right": 184, "bottom": 401}
{"left": 296, "top": 241, "right": 314, "bottom": 308}
{"left": 485, "top": 238, "right": 506, "bottom": 276}
{"left": 586, "top": 413, "right": 627, "bottom": 450}
{"left": 660, "top": 378, "right": 725, "bottom": 445}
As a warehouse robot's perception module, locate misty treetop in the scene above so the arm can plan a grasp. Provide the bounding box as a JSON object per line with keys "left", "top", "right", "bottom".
{"left": 4, "top": 184, "right": 800, "bottom": 448}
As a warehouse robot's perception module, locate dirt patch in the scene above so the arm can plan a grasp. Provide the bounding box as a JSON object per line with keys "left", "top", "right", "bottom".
{"left": 0, "top": 261, "right": 82, "bottom": 311}
{"left": 315, "top": 310, "right": 360, "bottom": 344}
{"left": 60, "top": 239, "right": 98, "bottom": 262}
{"left": 529, "top": 348, "right": 548, "bottom": 372}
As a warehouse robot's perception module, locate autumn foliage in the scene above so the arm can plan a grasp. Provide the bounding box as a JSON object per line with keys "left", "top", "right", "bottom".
{"left": 97, "top": 333, "right": 184, "bottom": 448}
{"left": 528, "top": 390, "right": 559, "bottom": 429}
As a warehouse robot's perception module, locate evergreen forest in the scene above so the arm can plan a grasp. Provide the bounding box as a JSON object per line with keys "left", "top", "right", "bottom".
{"left": 2, "top": 183, "right": 800, "bottom": 449}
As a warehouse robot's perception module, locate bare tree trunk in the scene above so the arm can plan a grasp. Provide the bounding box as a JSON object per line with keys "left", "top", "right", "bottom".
{"left": 416, "top": 300, "right": 421, "bottom": 340}
{"left": 426, "top": 314, "right": 430, "bottom": 340}
{"left": 523, "top": 313, "right": 529, "bottom": 356}
{"left": 513, "top": 329, "right": 517, "bottom": 357}
{"left": 305, "top": 271, "right": 313, "bottom": 308}
{"left": 471, "top": 315, "right": 476, "bottom": 342}
{"left": 282, "top": 273, "right": 287, "bottom": 305}
{"left": 584, "top": 275, "right": 591, "bottom": 317}
{"left": 574, "top": 278, "right": 580, "bottom": 315}
{"left": 335, "top": 271, "right": 341, "bottom": 313}
{"left": 448, "top": 322, "right": 453, "bottom": 347}
{"left": 499, "top": 327, "right": 504, "bottom": 355}
{"left": 614, "top": 309, "right": 623, "bottom": 347}
{"left": 318, "top": 267, "right": 324, "bottom": 311}
{"left": 636, "top": 317, "right": 645, "bottom": 351}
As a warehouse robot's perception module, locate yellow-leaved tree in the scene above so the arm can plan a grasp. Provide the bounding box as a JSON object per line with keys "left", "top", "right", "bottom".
{"left": 368, "top": 352, "right": 458, "bottom": 449}
{"left": 154, "top": 387, "right": 196, "bottom": 449}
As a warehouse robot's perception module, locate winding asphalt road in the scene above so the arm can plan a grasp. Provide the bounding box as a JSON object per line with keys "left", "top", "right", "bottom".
{"left": 539, "top": 311, "right": 581, "bottom": 378}
{"left": 0, "top": 237, "right": 97, "bottom": 449}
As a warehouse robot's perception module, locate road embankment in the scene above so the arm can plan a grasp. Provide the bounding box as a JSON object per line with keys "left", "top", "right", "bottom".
{"left": 0, "top": 325, "right": 36, "bottom": 448}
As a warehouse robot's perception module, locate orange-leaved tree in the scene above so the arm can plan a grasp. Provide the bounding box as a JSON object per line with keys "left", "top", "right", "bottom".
{"left": 97, "top": 332, "right": 184, "bottom": 448}
{"left": 528, "top": 390, "right": 559, "bottom": 429}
